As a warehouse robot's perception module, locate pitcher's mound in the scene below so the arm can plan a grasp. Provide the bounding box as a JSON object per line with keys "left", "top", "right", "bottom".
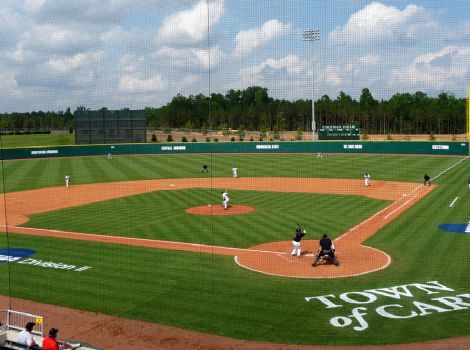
{"left": 186, "top": 205, "right": 255, "bottom": 216}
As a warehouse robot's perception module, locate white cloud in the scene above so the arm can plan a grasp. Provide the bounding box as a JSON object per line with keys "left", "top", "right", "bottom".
{"left": 154, "top": 46, "right": 224, "bottom": 69}
{"left": 358, "top": 54, "right": 380, "bottom": 65}
{"left": 240, "top": 55, "right": 302, "bottom": 77}
{"left": 157, "top": 0, "right": 224, "bottom": 45}
{"left": 329, "top": 2, "right": 434, "bottom": 45}
{"left": 47, "top": 52, "right": 103, "bottom": 72}
{"left": 324, "top": 65, "right": 342, "bottom": 87}
{"left": 176, "top": 74, "right": 200, "bottom": 91}
{"left": 239, "top": 55, "right": 304, "bottom": 88}
{"left": 234, "top": 19, "right": 292, "bottom": 57}
{"left": 0, "top": 68, "right": 20, "bottom": 96}
{"left": 119, "top": 74, "right": 167, "bottom": 92}
{"left": 21, "top": 24, "right": 101, "bottom": 54}
{"left": 3, "top": 48, "right": 35, "bottom": 64}
{"left": 390, "top": 46, "right": 470, "bottom": 90}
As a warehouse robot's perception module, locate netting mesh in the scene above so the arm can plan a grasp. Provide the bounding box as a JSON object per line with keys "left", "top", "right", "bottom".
{"left": 0, "top": 1, "right": 469, "bottom": 349}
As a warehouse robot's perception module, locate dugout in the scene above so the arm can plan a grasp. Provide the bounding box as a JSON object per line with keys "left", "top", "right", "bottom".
{"left": 74, "top": 109, "right": 146, "bottom": 144}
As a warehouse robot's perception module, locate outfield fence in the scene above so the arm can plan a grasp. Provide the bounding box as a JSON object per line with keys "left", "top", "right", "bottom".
{"left": 0, "top": 141, "right": 468, "bottom": 160}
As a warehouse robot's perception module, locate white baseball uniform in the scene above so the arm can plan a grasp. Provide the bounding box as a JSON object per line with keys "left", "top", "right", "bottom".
{"left": 222, "top": 191, "right": 229, "bottom": 210}
{"left": 65, "top": 175, "right": 71, "bottom": 188}
{"left": 232, "top": 167, "right": 238, "bottom": 178}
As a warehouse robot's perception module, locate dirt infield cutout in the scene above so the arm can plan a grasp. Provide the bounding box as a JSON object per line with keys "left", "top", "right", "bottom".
{"left": 186, "top": 204, "right": 255, "bottom": 215}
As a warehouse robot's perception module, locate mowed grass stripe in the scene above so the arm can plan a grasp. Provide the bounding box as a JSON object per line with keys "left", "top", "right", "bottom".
{"left": 23, "top": 189, "right": 389, "bottom": 248}
{"left": 0, "top": 153, "right": 463, "bottom": 193}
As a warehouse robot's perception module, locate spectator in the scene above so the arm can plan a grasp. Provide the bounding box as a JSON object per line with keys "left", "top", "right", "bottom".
{"left": 16, "top": 322, "right": 39, "bottom": 348}
{"left": 42, "top": 328, "right": 79, "bottom": 350}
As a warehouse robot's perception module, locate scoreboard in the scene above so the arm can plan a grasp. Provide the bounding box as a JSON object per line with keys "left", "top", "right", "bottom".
{"left": 318, "top": 124, "right": 360, "bottom": 140}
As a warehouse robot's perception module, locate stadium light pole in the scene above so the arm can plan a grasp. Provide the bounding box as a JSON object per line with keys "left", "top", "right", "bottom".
{"left": 303, "top": 29, "right": 320, "bottom": 141}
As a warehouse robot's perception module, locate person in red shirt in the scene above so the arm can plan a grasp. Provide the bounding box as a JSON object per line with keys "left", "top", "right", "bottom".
{"left": 42, "top": 328, "right": 77, "bottom": 350}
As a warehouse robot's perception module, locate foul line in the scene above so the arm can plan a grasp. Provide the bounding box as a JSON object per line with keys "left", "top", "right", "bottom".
{"left": 431, "top": 156, "right": 469, "bottom": 182}
{"left": 383, "top": 196, "right": 416, "bottom": 220}
{"left": 449, "top": 197, "right": 460, "bottom": 208}
{"left": 0, "top": 224, "right": 288, "bottom": 257}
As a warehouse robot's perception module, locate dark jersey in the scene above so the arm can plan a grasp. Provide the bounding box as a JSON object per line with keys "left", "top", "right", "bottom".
{"left": 320, "top": 237, "right": 333, "bottom": 250}
{"left": 293, "top": 230, "right": 305, "bottom": 242}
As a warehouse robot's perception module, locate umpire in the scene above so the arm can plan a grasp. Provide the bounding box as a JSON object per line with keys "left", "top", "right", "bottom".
{"left": 312, "top": 234, "right": 339, "bottom": 267}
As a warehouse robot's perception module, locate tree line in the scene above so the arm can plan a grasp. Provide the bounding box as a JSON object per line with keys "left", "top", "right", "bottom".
{"left": 0, "top": 87, "right": 466, "bottom": 135}
{"left": 145, "top": 87, "right": 467, "bottom": 135}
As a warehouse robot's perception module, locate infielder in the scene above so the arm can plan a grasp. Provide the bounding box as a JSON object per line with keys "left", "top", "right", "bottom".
{"left": 424, "top": 174, "right": 431, "bottom": 186}
{"left": 65, "top": 174, "right": 71, "bottom": 188}
{"left": 221, "top": 190, "right": 229, "bottom": 210}
{"left": 232, "top": 166, "right": 238, "bottom": 178}
{"left": 364, "top": 173, "right": 371, "bottom": 187}
{"left": 291, "top": 226, "right": 306, "bottom": 257}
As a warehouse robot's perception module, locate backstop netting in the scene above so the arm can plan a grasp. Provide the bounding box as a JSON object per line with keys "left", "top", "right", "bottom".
{"left": 1, "top": 2, "right": 470, "bottom": 350}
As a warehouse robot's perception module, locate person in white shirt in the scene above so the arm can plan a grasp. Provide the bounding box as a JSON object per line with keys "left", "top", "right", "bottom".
{"left": 16, "top": 322, "right": 39, "bottom": 348}
{"left": 232, "top": 166, "right": 238, "bottom": 178}
{"left": 363, "top": 173, "right": 371, "bottom": 187}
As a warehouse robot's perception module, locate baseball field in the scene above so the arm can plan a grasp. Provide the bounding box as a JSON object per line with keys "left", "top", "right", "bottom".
{"left": 1, "top": 152, "right": 470, "bottom": 348}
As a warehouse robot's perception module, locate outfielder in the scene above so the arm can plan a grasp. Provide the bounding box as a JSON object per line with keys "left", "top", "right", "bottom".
{"left": 291, "top": 226, "right": 306, "bottom": 257}
{"left": 221, "top": 190, "right": 229, "bottom": 210}
{"left": 232, "top": 166, "right": 238, "bottom": 178}
{"left": 65, "top": 174, "right": 71, "bottom": 188}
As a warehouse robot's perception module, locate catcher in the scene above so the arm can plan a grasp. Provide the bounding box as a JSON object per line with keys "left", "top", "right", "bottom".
{"left": 312, "top": 234, "right": 339, "bottom": 267}
{"left": 291, "top": 225, "right": 306, "bottom": 258}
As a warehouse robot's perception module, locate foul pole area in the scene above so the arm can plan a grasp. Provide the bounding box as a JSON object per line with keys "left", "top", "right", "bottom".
{"left": 468, "top": 88, "right": 470, "bottom": 142}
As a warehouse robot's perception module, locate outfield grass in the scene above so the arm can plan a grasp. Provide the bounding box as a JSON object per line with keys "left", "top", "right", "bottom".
{"left": 0, "top": 153, "right": 460, "bottom": 192}
{"left": 0, "top": 133, "right": 75, "bottom": 148}
{"left": 1, "top": 153, "right": 470, "bottom": 346}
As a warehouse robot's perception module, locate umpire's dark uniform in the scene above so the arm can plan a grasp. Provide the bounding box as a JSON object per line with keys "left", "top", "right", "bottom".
{"left": 312, "top": 234, "right": 339, "bottom": 267}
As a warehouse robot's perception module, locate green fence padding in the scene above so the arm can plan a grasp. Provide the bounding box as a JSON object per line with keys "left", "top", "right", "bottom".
{"left": 0, "top": 141, "right": 468, "bottom": 160}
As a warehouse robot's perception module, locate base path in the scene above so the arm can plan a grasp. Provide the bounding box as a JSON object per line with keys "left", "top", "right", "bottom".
{"left": 0, "top": 177, "right": 433, "bottom": 278}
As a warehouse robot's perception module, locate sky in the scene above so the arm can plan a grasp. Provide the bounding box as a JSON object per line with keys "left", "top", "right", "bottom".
{"left": 1, "top": 0, "right": 469, "bottom": 112}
